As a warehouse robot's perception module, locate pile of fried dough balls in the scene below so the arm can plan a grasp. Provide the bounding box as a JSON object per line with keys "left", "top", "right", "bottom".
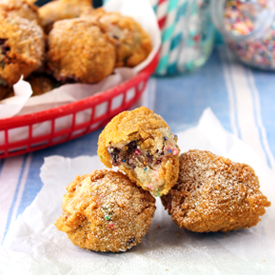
{"left": 0, "top": 0, "right": 152, "bottom": 100}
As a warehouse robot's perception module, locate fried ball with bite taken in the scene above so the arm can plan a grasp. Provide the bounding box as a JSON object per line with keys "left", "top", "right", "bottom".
{"left": 82, "top": 8, "right": 152, "bottom": 68}
{"left": 0, "top": 14, "right": 45, "bottom": 87}
{"left": 161, "top": 150, "right": 271, "bottom": 233}
{"left": 98, "top": 107, "right": 180, "bottom": 196}
{"left": 0, "top": 0, "right": 40, "bottom": 23}
{"left": 55, "top": 170, "right": 156, "bottom": 252}
{"left": 39, "top": 0, "right": 93, "bottom": 33}
{"left": 47, "top": 18, "right": 116, "bottom": 84}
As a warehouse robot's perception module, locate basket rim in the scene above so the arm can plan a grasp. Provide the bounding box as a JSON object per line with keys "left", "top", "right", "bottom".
{"left": 0, "top": 53, "right": 159, "bottom": 128}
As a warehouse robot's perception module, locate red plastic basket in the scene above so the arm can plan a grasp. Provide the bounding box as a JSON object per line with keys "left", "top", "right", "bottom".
{"left": 0, "top": 54, "right": 159, "bottom": 159}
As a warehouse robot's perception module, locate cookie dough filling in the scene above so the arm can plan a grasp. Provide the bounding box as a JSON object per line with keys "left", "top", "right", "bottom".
{"left": 106, "top": 128, "right": 179, "bottom": 196}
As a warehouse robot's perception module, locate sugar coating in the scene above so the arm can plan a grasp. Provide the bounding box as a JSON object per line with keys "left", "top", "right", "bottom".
{"left": 55, "top": 170, "right": 156, "bottom": 252}
{"left": 81, "top": 8, "right": 152, "bottom": 68}
{"left": 97, "top": 106, "right": 180, "bottom": 196}
{"left": 47, "top": 18, "right": 116, "bottom": 84}
{"left": 0, "top": 13, "right": 45, "bottom": 86}
{"left": 0, "top": 0, "right": 39, "bottom": 23}
{"left": 161, "top": 150, "right": 271, "bottom": 233}
{"left": 38, "top": 0, "right": 92, "bottom": 34}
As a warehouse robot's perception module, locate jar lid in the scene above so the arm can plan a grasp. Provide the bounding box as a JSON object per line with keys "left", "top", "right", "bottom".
{"left": 211, "top": 0, "right": 275, "bottom": 42}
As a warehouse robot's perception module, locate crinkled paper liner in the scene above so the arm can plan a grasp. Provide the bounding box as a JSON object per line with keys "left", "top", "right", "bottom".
{"left": 0, "top": 108, "right": 274, "bottom": 275}
{"left": 0, "top": 0, "right": 161, "bottom": 120}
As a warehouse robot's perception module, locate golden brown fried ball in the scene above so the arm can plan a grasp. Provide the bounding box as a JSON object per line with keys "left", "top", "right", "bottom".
{"left": 83, "top": 8, "right": 152, "bottom": 67}
{"left": 0, "top": 85, "right": 13, "bottom": 100}
{"left": 0, "top": 73, "right": 57, "bottom": 100}
{"left": 0, "top": 0, "right": 39, "bottom": 23}
{"left": 161, "top": 150, "right": 271, "bottom": 233}
{"left": 39, "top": 0, "right": 93, "bottom": 33}
{"left": 55, "top": 170, "right": 156, "bottom": 252}
{"left": 47, "top": 18, "right": 116, "bottom": 84}
{"left": 98, "top": 107, "right": 180, "bottom": 196}
{"left": 0, "top": 14, "right": 45, "bottom": 87}
{"left": 26, "top": 73, "right": 59, "bottom": 96}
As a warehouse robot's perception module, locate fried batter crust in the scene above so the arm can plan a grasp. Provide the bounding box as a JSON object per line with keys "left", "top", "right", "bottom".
{"left": 97, "top": 107, "right": 180, "bottom": 196}
{"left": 47, "top": 18, "right": 115, "bottom": 84}
{"left": 83, "top": 8, "right": 152, "bottom": 67}
{"left": 0, "top": 85, "right": 13, "bottom": 100}
{"left": 55, "top": 170, "right": 156, "bottom": 252}
{"left": 26, "top": 73, "right": 59, "bottom": 96}
{"left": 0, "top": 14, "right": 45, "bottom": 86}
{"left": 39, "top": 0, "right": 93, "bottom": 33}
{"left": 161, "top": 150, "right": 271, "bottom": 233}
{"left": 0, "top": 0, "right": 39, "bottom": 23}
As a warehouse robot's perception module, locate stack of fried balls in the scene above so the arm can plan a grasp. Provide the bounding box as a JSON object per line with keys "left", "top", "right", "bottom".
{"left": 55, "top": 107, "right": 271, "bottom": 252}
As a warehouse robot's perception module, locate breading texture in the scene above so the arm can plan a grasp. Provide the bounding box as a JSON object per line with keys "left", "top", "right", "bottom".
{"left": 26, "top": 73, "right": 59, "bottom": 96}
{"left": 0, "top": 73, "right": 58, "bottom": 100}
{"left": 0, "top": 85, "right": 13, "bottom": 100}
{"left": 0, "top": 0, "right": 39, "bottom": 23}
{"left": 39, "top": 0, "right": 93, "bottom": 33}
{"left": 161, "top": 150, "right": 271, "bottom": 233}
{"left": 82, "top": 8, "right": 152, "bottom": 68}
{"left": 47, "top": 18, "right": 116, "bottom": 84}
{"left": 55, "top": 170, "right": 156, "bottom": 252}
{"left": 0, "top": 14, "right": 45, "bottom": 86}
{"left": 97, "top": 107, "right": 180, "bottom": 196}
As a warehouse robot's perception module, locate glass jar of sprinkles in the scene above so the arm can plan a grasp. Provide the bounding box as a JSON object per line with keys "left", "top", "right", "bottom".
{"left": 211, "top": 0, "right": 275, "bottom": 70}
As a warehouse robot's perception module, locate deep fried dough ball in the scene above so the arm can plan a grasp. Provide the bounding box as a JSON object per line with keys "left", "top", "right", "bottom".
{"left": 55, "top": 170, "right": 156, "bottom": 252}
{"left": 98, "top": 107, "right": 180, "bottom": 196}
{"left": 47, "top": 18, "right": 116, "bottom": 84}
{"left": 0, "top": 85, "right": 13, "bottom": 100}
{"left": 0, "top": 0, "right": 39, "bottom": 23}
{"left": 39, "top": 0, "right": 93, "bottom": 33}
{"left": 26, "top": 73, "right": 59, "bottom": 96}
{"left": 0, "top": 14, "right": 45, "bottom": 86}
{"left": 161, "top": 150, "right": 271, "bottom": 233}
{"left": 83, "top": 8, "right": 152, "bottom": 67}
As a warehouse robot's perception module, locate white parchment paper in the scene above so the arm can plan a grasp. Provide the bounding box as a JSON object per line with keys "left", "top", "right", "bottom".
{"left": 0, "top": 77, "right": 33, "bottom": 119}
{"left": 0, "top": 108, "right": 274, "bottom": 275}
{"left": 0, "top": 0, "right": 161, "bottom": 118}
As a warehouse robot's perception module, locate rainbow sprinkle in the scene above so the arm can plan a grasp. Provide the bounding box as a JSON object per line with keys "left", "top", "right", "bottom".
{"left": 108, "top": 222, "right": 114, "bottom": 230}
{"left": 223, "top": 0, "right": 275, "bottom": 69}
